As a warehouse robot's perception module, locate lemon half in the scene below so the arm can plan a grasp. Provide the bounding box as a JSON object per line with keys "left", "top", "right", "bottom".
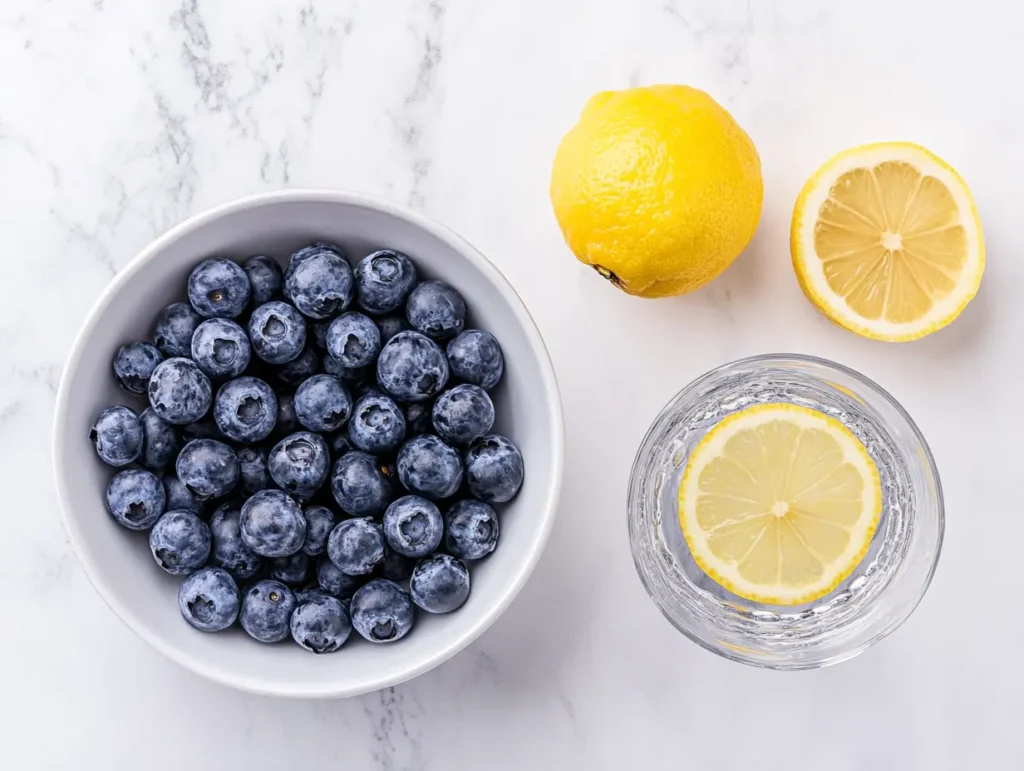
{"left": 679, "top": 404, "right": 882, "bottom": 605}
{"left": 791, "top": 142, "right": 984, "bottom": 341}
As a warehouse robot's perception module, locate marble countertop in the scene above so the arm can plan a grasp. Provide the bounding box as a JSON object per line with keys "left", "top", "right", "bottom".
{"left": 4, "top": 0, "right": 1021, "bottom": 767}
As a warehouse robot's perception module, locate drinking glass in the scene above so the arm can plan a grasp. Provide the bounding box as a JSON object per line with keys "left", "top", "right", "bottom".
{"left": 627, "top": 354, "right": 943, "bottom": 669}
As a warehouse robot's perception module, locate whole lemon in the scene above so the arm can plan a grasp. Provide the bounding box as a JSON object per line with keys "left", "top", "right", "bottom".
{"left": 550, "top": 85, "right": 763, "bottom": 298}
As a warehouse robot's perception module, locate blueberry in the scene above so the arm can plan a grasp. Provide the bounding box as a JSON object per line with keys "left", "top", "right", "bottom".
{"left": 311, "top": 319, "right": 331, "bottom": 350}
{"left": 268, "top": 431, "right": 330, "bottom": 499}
{"left": 331, "top": 451, "right": 393, "bottom": 516}
{"left": 243, "top": 255, "right": 283, "bottom": 305}
{"left": 191, "top": 318, "right": 251, "bottom": 379}
{"left": 269, "top": 552, "right": 312, "bottom": 586}
{"left": 163, "top": 474, "right": 206, "bottom": 516}
{"left": 404, "top": 401, "right": 433, "bottom": 436}
{"left": 105, "top": 469, "right": 165, "bottom": 530}
{"left": 327, "top": 518, "right": 385, "bottom": 575}
{"left": 294, "top": 374, "right": 352, "bottom": 432}
{"left": 355, "top": 250, "right": 418, "bottom": 315}
{"left": 237, "top": 445, "right": 270, "bottom": 496}
{"left": 410, "top": 554, "right": 470, "bottom": 613}
{"left": 138, "top": 408, "right": 180, "bottom": 471}
{"left": 176, "top": 439, "right": 239, "bottom": 501}
{"left": 149, "top": 510, "right": 211, "bottom": 575}
{"left": 182, "top": 418, "right": 221, "bottom": 442}
{"left": 317, "top": 555, "right": 363, "bottom": 598}
{"left": 464, "top": 435, "right": 524, "bottom": 503}
{"left": 376, "top": 331, "right": 449, "bottom": 402}
{"left": 113, "top": 341, "right": 163, "bottom": 394}
{"left": 397, "top": 435, "right": 462, "bottom": 500}
{"left": 274, "top": 346, "right": 320, "bottom": 387}
{"left": 91, "top": 406, "right": 143, "bottom": 467}
{"left": 446, "top": 330, "right": 503, "bottom": 390}
{"left": 213, "top": 376, "right": 277, "bottom": 443}
{"left": 148, "top": 358, "right": 212, "bottom": 425}
{"left": 188, "top": 258, "right": 251, "bottom": 319}
{"left": 295, "top": 585, "right": 330, "bottom": 605}
{"left": 432, "top": 385, "right": 494, "bottom": 445}
{"left": 352, "top": 381, "right": 384, "bottom": 400}
{"left": 347, "top": 393, "right": 406, "bottom": 454}
{"left": 376, "top": 315, "right": 408, "bottom": 344}
{"left": 326, "top": 312, "right": 382, "bottom": 368}
{"left": 379, "top": 547, "right": 416, "bottom": 582}
{"left": 241, "top": 357, "right": 273, "bottom": 381}
{"left": 284, "top": 243, "right": 354, "bottom": 319}
{"left": 405, "top": 280, "right": 466, "bottom": 339}
{"left": 240, "top": 489, "right": 306, "bottom": 557}
{"left": 290, "top": 595, "right": 352, "bottom": 653}
{"left": 309, "top": 240, "right": 345, "bottom": 256}
{"left": 382, "top": 495, "right": 443, "bottom": 558}
{"left": 323, "top": 353, "right": 371, "bottom": 384}
{"left": 249, "top": 301, "right": 307, "bottom": 365}
{"left": 303, "top": 505, "right": 335, "bottom": 557}
{"left": 209, "top": 502, "right": 263, "bottom": 580}
{"left": 321, "top": 353, "right": 348, "bottom": 379}
{"left": 179, "top": 567, "right": 240, "bottom": 632}
{"left": 445, "top": 499, "right": 499, "bottom": 560}
{"left": 153, "top": 302, "right": 201, "bottom": 358}
{"left": 325, "top": 430, "right": 353, "bottom": 460}
{"left": 272, "top": 391, "right": 299, "bottom": 438}
{"left": 240, "top": 580, "right": 296, "bottom": 643}
{"left": 350, "top": 579, "right": 414, "bottom": 643}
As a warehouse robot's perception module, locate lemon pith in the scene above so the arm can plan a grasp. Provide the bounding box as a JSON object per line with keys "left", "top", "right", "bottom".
{"left": 550, "top": 85, "right": 763, "bottom": 298}
{"left": 679, "top": 404, "right": 882, "bottom": 605}
{"left": 791, "top": 142, "right": 984, "bottom": 342}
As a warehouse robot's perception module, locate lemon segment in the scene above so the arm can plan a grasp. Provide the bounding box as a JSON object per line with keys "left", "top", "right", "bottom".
{"left": 679, "top": 404, "right": 882, "bottom": 605}
{"left": 791, "top": 142, "right": 984, "bottom": 341}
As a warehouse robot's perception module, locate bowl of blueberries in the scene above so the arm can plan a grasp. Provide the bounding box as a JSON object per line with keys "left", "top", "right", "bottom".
{"left": 53, "top": 190, "right": 564, "bottom": 698}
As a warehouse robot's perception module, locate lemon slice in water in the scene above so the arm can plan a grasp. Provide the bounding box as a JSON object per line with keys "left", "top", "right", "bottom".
{"left": 679, "top": 403, "right": 882, "bottom": 605}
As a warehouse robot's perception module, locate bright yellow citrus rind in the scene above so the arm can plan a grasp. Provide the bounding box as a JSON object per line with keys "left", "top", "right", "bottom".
{"left": 550, "top": 85, "right": 763, "bottom": 298}
{"left": 791, "top": 142, "right": 984, "bottom": 342}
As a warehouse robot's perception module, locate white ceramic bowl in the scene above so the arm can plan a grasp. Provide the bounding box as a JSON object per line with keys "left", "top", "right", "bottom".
{"left": 53, "top": 190, "right": 564, "bottom": 698}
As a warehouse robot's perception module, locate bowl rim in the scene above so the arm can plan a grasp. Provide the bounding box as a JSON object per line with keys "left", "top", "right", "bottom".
{"left": 52, "top": 188, "right": 565, "bottom": 698}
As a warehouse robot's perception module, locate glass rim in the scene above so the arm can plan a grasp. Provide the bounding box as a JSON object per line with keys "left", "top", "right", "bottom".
{"left": 627, "top": 353, "right": 945, "bottom": 670}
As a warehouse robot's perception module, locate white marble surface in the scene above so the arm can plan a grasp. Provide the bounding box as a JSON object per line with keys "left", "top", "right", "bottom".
{"left": 3, "top": 0, "right": 1023, "bottom": 767}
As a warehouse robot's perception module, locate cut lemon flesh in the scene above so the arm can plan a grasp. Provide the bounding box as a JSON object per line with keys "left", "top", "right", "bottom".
{"left": 679, "top": 404, "right": 882, "bottom": 605}
{"left": 792, "top": 142, "right": 984, "bottom": 341}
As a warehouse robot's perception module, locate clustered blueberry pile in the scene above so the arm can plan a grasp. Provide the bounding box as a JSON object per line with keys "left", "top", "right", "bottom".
{"left": 90, "top": 244, "right": 523, "bottom": 653}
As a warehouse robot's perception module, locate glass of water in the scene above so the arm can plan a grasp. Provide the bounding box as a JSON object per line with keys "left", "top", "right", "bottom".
{"left": 627, "top": 354, "right": 943, "bottom": 669}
